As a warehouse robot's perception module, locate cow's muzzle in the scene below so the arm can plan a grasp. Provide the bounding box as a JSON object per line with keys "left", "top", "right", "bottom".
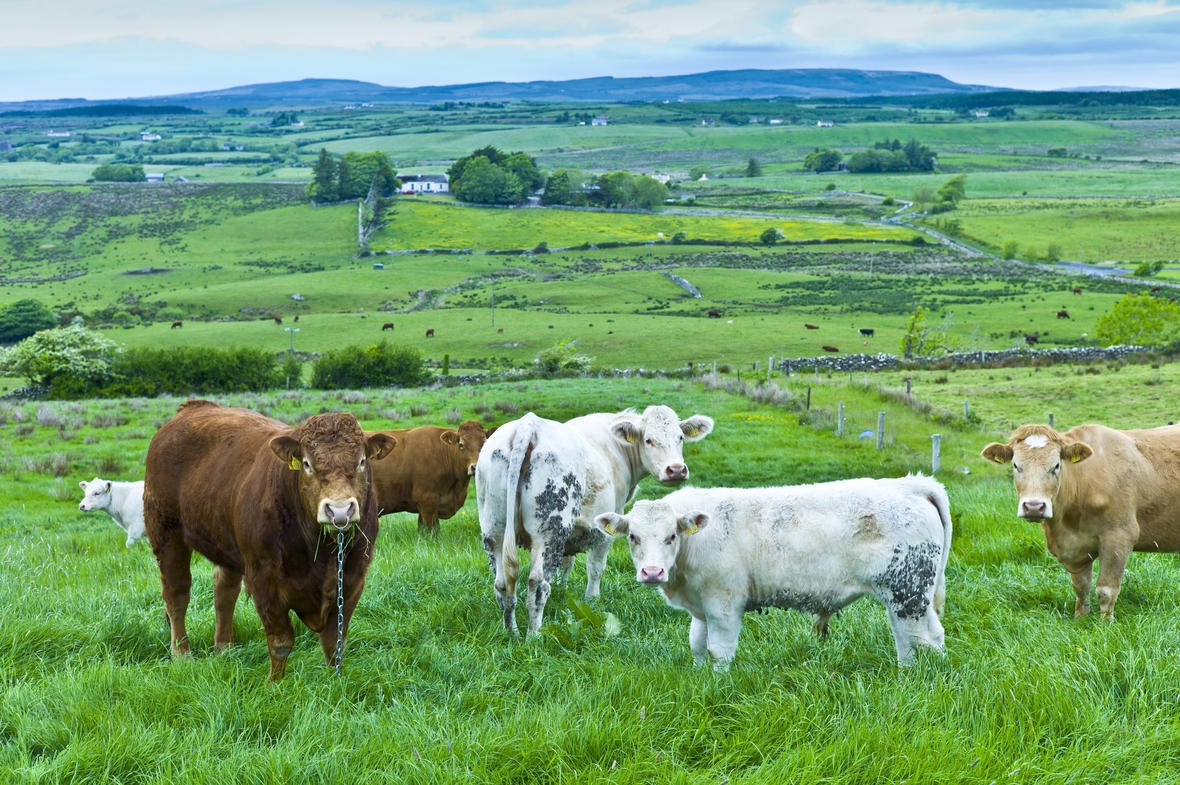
{"left": 1019, "top": 499, "right": 1051, "bottom": 520}
{"left": 638, "top": 566, "right": 667, "bottom": 584}
{"left": 467, "top": 463, "right": 477, "bottom": 477}
{"left": 319, "top": 498, "right": 359, "bottom": 529}
{"left": 659, "top": 463, "right": 688, "bottom": 485}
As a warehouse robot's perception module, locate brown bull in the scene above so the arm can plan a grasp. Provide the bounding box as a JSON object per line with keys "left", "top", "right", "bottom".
{"left": 143, "top": 400, "right": 395, "bottom": 681}
{"left": 367, "top": 420, "right": 495, "bottom": 535}
{"left": 982, "top": 423, "right": 1180, "bottom": 620}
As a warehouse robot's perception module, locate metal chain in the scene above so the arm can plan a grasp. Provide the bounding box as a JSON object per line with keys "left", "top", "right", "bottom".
{"left": 334, "top": 528, "right": 345, "bottom": 677}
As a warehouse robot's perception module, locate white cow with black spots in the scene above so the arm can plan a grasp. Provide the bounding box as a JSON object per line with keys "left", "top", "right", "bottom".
{"left": 78, "top": 477, "right": 145, "bottom": 547}
{"left": 476, "top": 406, "right": 714, "bottom": 636}
{"left": 596, "top": 474, "right": 952, "bottom": 669}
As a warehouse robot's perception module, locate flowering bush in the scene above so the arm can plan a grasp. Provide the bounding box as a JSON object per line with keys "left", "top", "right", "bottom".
{"left": 0, "top": 326, "right": 122, "bottom": 387}
{"left": 536, "top": 339, "right": 593, "bottom": 373}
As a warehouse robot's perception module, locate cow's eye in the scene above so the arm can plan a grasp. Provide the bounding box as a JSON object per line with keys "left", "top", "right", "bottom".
{"left": 665, "top": 534, "right": 676, "bottom": 545}
{"left": 359, "top": 457, "right": 366, "bottom": 470}
{"left": 1013, "top": 464, "right": 1021, "bottom": 473}
{"left": 459, "top": 441, "right": 465, "bottom": 450}
{"left": 302, "top": 459, "right": 312, "bottom": 471}
{"left": 628, "top": 534, "right": 638, "bottom": 545}
{"left": 1051, "top": 462, "right": 1061, "bottom": 473}
{"left": 645, "top": 438, "right": 654, "bottom": 446}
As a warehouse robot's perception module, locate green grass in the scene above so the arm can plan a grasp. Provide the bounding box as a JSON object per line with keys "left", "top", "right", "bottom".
{"left": 3, "top": 377, "right": 1180, "bottom": 781}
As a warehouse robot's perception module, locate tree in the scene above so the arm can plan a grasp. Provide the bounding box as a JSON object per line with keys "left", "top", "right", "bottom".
{"left": 91, "top": 163, "right": 145, "bottom": 182}
{"left": 311, "top": 341, "right": 427, "bottom": 389}
{"left": 803, "top": 149, "right": 842, "bottom": 172}
{"left": 760, "top": 227, "right": 783, "bottom": 245}
{"left": 899, "top": 306, "right": 961, "bottom": 358}
{"left": 0, "top": 299, "right": 59, "bottom": 344}
{"left": 911, "top": 186, "right": 936, "bottom": 205}
{"left": 1001, "top": 240, "right": 1019, "bottom": 259}
{"left": 536, "top": 339, "right": 593, "bottom": 373}
{"left": 452, "top": 156, "right": 526, "bottom": 204}
{"left": 688, "top": 165, "right": 710, "bottom": 181}
{"left": 0, "top": 325, "right": 121, "bottom": 387}
{"left": 629, "top": 175, "right": 667, "bottom": 209}
{"left": 936, "top": 175, "right": 967, "bottom": 205}
{"left": 1132, "top": 260, "right": 1166, "bottom": 277}
{"left": 592, "top": 171, "right": 635, "bottom": 208}
{"left": 501, "top": 152, "right": 545, "bottom": 193}
{"left": 745, "top": 157, "right": 763, "bottom": 177}
{"left": 1095, "top": 292, "right": 1180, "bottom": 347}
{"left": 307, "top": 148, "right": 338, "bottom": 203}
{"left": 337, "top": 152, "right": 398, "bottom": 200}
{"left": 847, "top": 149, "right": 910, "bottom": 173}
{"left": 541, "top": 168, "right": 573, "bottom": 205}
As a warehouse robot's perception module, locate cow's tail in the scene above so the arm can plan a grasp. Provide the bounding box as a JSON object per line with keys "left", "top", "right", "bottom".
{"left": 502, "top": 414, "right": 537, "bottom": 600}
{"left": 920, "top": 477, "right": 953, "bottom": 617}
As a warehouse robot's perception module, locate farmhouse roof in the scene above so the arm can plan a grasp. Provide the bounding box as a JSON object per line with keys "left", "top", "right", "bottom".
{"left": 400, "top": 174, "right": 448, "bottom": 183}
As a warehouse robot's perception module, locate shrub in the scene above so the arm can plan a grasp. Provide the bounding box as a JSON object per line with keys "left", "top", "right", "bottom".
{"left": 1047, "top": 147, "right": 1067, "bottom": 157}
{"left": 1095, "top": 293, "right": 1180, "bottom": 347}
{"left": 760, "top": 227, "right": 784, "bottom": 245}
{"left": 311, "top": 341, "right": 427, "bottom": 389}
{"left": 0, "top": 299, "right": 59, "bottom": 344}
{"left": 1044, "top": 242, "right": 1063, "bottom": 262}
{"left": 0, "top": 325, "right": 121, "bottom": 389}
{"left": 87, "top": 346, "right": 282, "bottom": 398}
{"left": 671, "top": 232, "right": 687, "bottom": 244}
{"left": 536, "top": 339, "right": 593, "bottom": 373}
{"left": 1001, "top": 240, "right": 1019, "bottom": 260}
{"left": 881, "top": 196, "right": 895, "bottom": 206}
{"left": 281, "top": 353, "right": 303, "bottom": 386}
{"left": 92, "top": 163, "right": 146, "bottom": 182}
{"left": 1132, "top": 260, "right": 1165, "bottom": 277}
{"left": 803, "top": 149, "right": 843, "bottom": 172}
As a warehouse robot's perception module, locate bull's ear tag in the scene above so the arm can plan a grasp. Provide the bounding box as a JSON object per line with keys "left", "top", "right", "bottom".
{"left": 288, "top": 456, "right": 301, "bottom": 471}
{"left": 686, "top": 427, "right": 699, "bottom": 438}
{"left": 1070, "top": 454, "right": 1082, "bottom": 463}
{"left": 604, "top": 521, "right": 617, "bottom": 535}
{"left": 626, "top": 433, "right": 636, "bottom": 443}
{"left": 684, "top": 521, "right": 699, "bottom": 535}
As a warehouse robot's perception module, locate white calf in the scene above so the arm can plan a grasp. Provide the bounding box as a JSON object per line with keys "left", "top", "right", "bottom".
{"left": 78, "top": 478, "right": 145, "bottom": 547}
{"left": 596, "top": 475, "right": 952, "bottom": 668}
{"left": 476, "top": 405, "right": 714, "bottom": 636}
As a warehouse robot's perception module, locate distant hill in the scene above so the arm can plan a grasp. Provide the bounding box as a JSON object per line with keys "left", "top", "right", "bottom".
{"left": 0, "top": 69, "right": 1002, "bottom": 111}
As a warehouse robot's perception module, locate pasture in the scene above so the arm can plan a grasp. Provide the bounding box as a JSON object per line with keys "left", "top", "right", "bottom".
{"left": 3, "top": 376, "right": 1180, "bottom": 781}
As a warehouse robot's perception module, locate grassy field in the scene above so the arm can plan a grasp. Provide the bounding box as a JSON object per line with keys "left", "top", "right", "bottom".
{"left": 3, "top": 376, "right": 1180, "bottom": 781}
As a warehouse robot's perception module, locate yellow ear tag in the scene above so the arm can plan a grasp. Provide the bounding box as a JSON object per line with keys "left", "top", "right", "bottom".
{"left": 686, "top": 427, "right": 699, "bottom": 438}
{"left": 625, "top": 433, "right": 636, "bottom": 443}
{"left": 288, "top": 456, "right": 301, "bottom": 471}
{"left": 1070, "top": 454, "right": 1081, "bottom": 463}
{"left": 684, "top": 522, "right": 699, "bottom": 535}
{"left": 604, "top": 521, "right": 617, "bottom": 535}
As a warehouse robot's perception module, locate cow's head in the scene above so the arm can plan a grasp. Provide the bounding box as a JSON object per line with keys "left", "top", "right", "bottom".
{"left": 981, "top": 425, "right": 1092, "bottom": 521}
{"left": 78, "top": 478, "right": 112, "bottom": 512}
{"left": 441, "top": 420, "right": 497, "bottom": 478}
{"left": 609, "top": 406, "right": 714, "bottom": 486}
{"left": 596, "top": 500, "right": 709, "bottom": 584}
{"left": 270, "top": 413, "right": 396, "bottom": 530}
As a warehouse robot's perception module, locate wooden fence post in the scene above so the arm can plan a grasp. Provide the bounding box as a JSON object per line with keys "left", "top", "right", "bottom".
{"left": 877, "top": 412, "right": 885, "bottom": 450}
{"left": 768, "top": 356, "right": 773, "bottom": 384}
{"left": 837, "top": 401, "right": 844, "bottom": 435}
{"left": 964, "top": 399, "right": 970, "bottom": 419}
{"left": 1048, "top": 412, "right": 1054, "bottom": 429}
{"left": 806, "top": 386, "right": 812, "bottom": 411}
{"left": 932, "top": 434, "right": 941, "bottom": 473}
{"left": 905, "top": 378, "right": 912, "bottom": 396}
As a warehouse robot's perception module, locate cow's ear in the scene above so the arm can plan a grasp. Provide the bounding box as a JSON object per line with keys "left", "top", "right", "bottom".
{"left": 981, "top": 443, "right": 1014, "bottom": 464}
{"left": 611, "top": 419, "right": 641, "bottom": 445}
{"left": 79, "top": 481, "right": 88, "bottom": 490}
{"left": 367, "top": 433, "right": 396, "bottom": 461}
{"left": 270, "top": 435, "right": 303, "bottom": 468}
{"left": 1062, "top": 441, "right": 1093, "bottom": 464}
{"left": 484, "top": 426, "right": 498, "bottom": 437}
{"left": 440, "top": 430, "right": 459, "bottom": 445}
{"left": 596, "top": 512, "right": 628, "bottom": 536}
{"left": 680, "top": 415, "right": 714, "bottom": 441}
{"left": 678, "top": 511, "right": 710, "bottom": 535}
{"left": 105, "top": 482, "right": 111, "bottom": 493}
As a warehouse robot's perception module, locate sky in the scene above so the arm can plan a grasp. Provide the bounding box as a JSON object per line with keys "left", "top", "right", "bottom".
{"left": 1, "top": 0, "right": 1177, "bottom": 101}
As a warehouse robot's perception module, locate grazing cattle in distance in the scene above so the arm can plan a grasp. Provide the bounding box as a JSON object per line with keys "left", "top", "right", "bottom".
{"left": 1056, "top": 310, "right": 1070, "bottom": 319}
{"left": 707, "top": 310, "right": 721, "bottom": 318}
{"left": 608, "top": 330, "right": 613, "bottom": 334}
{"left": 596, "top": 475, "right": 951, "bottom": 669}
{"left": 426, "top": 328, "right": 435, "bottom": 337}
{"left": 78, "top": 477, "right": 145, "bottom": 547}
{"left": 982, "top": 423, "right": 1180, "bottom": 620}
{"left": 143, "top": 400, "right": 396, "bottom": 681}
{"left": 274, "top": 316, "right": 283, "bottom": 325}
{"left": 497, "top": 327, "right": 504, "bottom": 333}
{"left": 1025, "top": 334, "right": 1039, "bottom": 346}
{"left": 367, "top": 421, "right": 496, "bottom": 535}
{"left": 805, "top": 323, "right": 820, "bottom": 330}
{"left": 477, "top": 405, "right": 714, "bottom": 635}
{"left": 382, "top": 323, "right": 395, "bottom": 331}
{"left": 294, "top": 315, "right": 299, "bottom": 322}
{"left": 822, "top": 345, "right": 839, "bottom": 353}
{"left": 1073, "top": 287, "right": 1083, "bottom": 295}
{"left": 171, "top": 321, "right": 182, "bottom": 329}
{"left": 859, "top": 328, "right": 875, "bottom": 338}
{"left": 1151, "top": 286, "right": 1161, "bottom": 293}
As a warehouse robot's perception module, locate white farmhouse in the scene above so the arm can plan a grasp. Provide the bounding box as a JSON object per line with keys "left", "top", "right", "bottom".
{"left": 591, "top": 115, "right": 609, "bottom": 126}
{"left": 141, "top": 132, "right": 162, "bottom": 141}
{"left": 817, "top": 120, "right": 834, "bottom": 128}
{"left": 400, "top": 174, "right": 450, "bottom": 194}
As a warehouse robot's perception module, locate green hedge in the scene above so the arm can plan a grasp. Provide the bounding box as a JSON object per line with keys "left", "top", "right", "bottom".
{"left": 311, "top": 341, "right": 426, "bottom": 389}
{"left": 48, "top": 346, "right": 281, "bottom": 398}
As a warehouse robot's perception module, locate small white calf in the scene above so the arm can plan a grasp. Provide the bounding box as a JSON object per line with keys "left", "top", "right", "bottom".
{"left": 78, "top": 478, "right": 145, "bottom": 547}
{"left": 596, "top": 475, "right": 952, "bottom": 669}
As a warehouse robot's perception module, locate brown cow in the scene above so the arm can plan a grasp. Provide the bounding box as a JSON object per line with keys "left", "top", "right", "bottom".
{"left": 497, "top": 327, "right": 504, "bottom": 333}
{"left": 426, "top": 328, "right": 435, "bottom": 337}
{"left": 143, "top": 400, "right": 396, "bottom": 681}
{"left": 822, "top": 345, "right": 839, "bottom": 352}
{"left": 1056, "top": 310, "right": 1070, "bottom": 319}
{"left": 982, "top": 423, "right": 1180, "bottom": 620}
{"left": 1073, "top": 287, "right": 1083, "bottom": 295}
{"left": 382, "top": 323, "right": 395, "bottom": 331}
{"left": 1025, "top": 334, "right": 1039, "bottom": 345}
{"left": 707, "top": 310, "right": 721, "bottom": 318}
{"left": 171, "top": 321, "right": 182, "bottom": 329}
{"left": 294, "top": 315, "right": 300, "bottom": 322}
{"left": 367, "top": 420, "right": 496, "bottom": 535}
{"left": 805, "top": 323, "right": 820, "bottom": 330}
{"left": 274, "top": 316, "right": 283, "bottom": 325}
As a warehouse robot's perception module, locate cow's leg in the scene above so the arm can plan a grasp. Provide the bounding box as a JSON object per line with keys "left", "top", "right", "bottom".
{"left": 483, "top": 529, "right": 518, "bottom": 635}
{"left": 703, "top": 600, "right": 744, "bottom": 671}
{"left": 319, "top": 575, "right": 366, "bottom": 669}
{"left": 1096, "top": 536, "right": 1134, "bottom": 621}
{"left": 812, "top": 612, "right": 833, "bottom": 637}
{"left": 557, "top": 555, "right": 575, "bottom": 585}
{"left": 416, "top": 495, "right": 441, "bottom": 536}
{"left": 525, "top": 532, "right": 566, "bottom": 636}
{"left": 252, "top": 583, "right": 296, "bottom": 681}
{"left": 583, "top": 528, "right": 612, "bottom": 599}
{"left": 885, "top": 601, "right": 945, "bottom": 665}
{"left": 152, "top": 529, "right": 193, "bottom": 657}
{"left": 1067, "top": 560, "right": 1094, "bottom": 618}
{"left": 689, "top": 614, "right": 709, "bottom": 666}
{"left": 933, "top": 568, "right": 946, "bottom": 617}
{"left": 212, "top": 565, "right": 243, "bottom": 651}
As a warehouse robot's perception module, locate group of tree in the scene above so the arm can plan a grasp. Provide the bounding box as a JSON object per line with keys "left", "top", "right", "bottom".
{"left": 0, "top": 299, "right": 59, "bottom": 344}
{"left": 847, "top": 139, "right": 937, "bottom": 173}
{"left": 541, "top": 169, "right": 667, "bottom": 209}
{"left": 803, "top": 149, "right": 843, "bottom": 172}
{"left": 910, "top": 175, "right": 967, "bottom": 213}
{"left": 91, "top": 163, "right": 146, "bottom": 182}
{"left": 448, "top": 147, "right": 545, "bottom": 205}
{"left": 1096, "top": 292, "right": 1180, "bottom": 347}
{"left": 270, "top": 111, "right": 300, "bottom": 126}
{"left": 307, "top": 150, "right": 398, "bottom": 203}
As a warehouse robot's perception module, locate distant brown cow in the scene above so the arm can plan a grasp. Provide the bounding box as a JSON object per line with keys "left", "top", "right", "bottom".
{"left": 1056, "top": 310, "right": 1070, "bottom": 319}
{"left": 294, "top": 315, "right": 299, "bottom": 322}
{"left": 707, "top": 310, "right": 721, "bottom": 318}
{"left": 367, "top": 421, "right": 496, "bottom": 535}
{"left": 1151, "top": 287, "right": 1162, "bottom": 293}
{"left": 143, "top": 401, "right": 396, "bottom": 681}
{"left": 822, "top": 345, "right": 839, "bottom": 353}
{"left": 1073, "top": 287, "right": 1083, "bottom": 295}
{"left": 382, "top": 323, "right": 395, "bottom": 331}
{"left": 171, "top": 321, "right": 182, "bottom": 329}
{"left": 982, "top": 423, "right": 1180, "bottom": 620}
{"left": 1025, "top": 334, "right": 1039, "bottom": 345}
{"left": 426, "top": 328, "right": 435, "bottom": 337}
{"left": 497, "top": 327, "right": 504, "bottom": 333}
{"left": 274, "top": 316, "right": 283, "bottom": 325}
{"left": 805, "top": 323, "right": 820, "bottom": 330}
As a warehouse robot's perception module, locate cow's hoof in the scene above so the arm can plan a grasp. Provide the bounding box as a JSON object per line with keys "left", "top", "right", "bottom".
{"left": 1074, "top": 605, "right": 1090, "bottom": 618}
